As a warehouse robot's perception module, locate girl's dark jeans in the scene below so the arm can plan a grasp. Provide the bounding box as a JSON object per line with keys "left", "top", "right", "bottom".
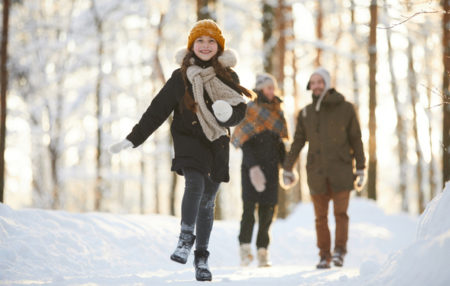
{"left": 180, "top": 168, "right": 220, "bottom": 251}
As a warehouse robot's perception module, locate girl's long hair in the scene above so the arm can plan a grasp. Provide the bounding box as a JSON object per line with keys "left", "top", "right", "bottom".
{"left": 180, "top": 49, "right": 253, "bottom": 113}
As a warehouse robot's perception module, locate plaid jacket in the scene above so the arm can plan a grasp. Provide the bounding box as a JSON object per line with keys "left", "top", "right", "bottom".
{"left": 231, "top": 95, "right": 288, "bottom": 148}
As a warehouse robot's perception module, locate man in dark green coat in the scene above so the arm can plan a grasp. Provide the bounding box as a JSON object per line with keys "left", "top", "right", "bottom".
{"left": 282, "top": 67, "right": 366, "bottom": 269}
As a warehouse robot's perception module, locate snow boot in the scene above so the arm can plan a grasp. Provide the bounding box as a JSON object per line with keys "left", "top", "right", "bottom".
{"left": 194, "top": 249, "right": 212, "bottom": 281}
{"left": 170, "top": 232, "right": 196, "bottom": 264}
{"left": 239, "top": 243, "right": 253, "bottom": 266}
{"left": 257, "top": 248, "right": 272, "bottom": 267}
{"left": 316, "top": 256, "right": 331, "bottom": 269}
{"left": 332, "top": 248, "right": 345, "bottom": 267}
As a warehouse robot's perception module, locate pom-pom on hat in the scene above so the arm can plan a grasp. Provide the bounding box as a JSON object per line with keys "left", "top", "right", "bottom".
{"left": 187, "top": 19, "right": 225, "bottom": 50}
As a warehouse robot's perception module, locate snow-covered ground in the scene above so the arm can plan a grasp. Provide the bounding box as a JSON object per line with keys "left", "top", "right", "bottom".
{"left": 1, "top": 184, "right": 450, "bottom": 285}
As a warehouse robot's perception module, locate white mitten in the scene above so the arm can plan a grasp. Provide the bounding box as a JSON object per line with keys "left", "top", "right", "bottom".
{"left": 249, "top": 165, "right": 266, "bottom": 192}
{"left": 354, "top": 169, "right": 365, "bottom": 190}
{"left": 280, "top": 169, "right": 299, "bottom": 189}
{"left": 109, "top": 139, "right": 133, "bottom": 154}
{"left": 212, "top": 100, "right": 232, "bottom": 122}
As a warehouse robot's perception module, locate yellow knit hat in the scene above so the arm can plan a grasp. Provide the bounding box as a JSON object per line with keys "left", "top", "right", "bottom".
{"left": 187, "top": 19, "right": 225, "bottom": 50}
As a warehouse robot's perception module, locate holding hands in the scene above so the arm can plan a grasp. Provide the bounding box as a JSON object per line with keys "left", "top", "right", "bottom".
{"left": 281, "top": 169, "right": 298, "bottom": 189}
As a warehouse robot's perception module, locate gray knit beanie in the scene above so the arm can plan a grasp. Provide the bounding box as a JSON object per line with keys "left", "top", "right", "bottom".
{"left": 255, "top": 73, "right": 278, "bottom": 91}
{"left": 307, "top": 67, "right": 331, "bottom": 111}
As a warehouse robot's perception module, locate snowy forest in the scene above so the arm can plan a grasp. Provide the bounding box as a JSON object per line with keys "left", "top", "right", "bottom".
{"left": 1, "top": 0, "right": 450, "bottom": 285}
{"left": 1, "top": 0, "right": 448, "bottom": 217}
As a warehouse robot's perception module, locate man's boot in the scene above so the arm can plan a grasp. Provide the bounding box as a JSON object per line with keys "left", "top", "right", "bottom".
{"left": 170, "top": 232, "right": 196, "bottom": 264}
{"left": 316, "top": 256, "right": 331, "bottom": 269}
{"left": 332, "top": 248, "right": 346, "bottom": 267}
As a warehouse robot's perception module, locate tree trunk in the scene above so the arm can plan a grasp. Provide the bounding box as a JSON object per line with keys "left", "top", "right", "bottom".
{"left": 153, "top": 133, "right": 160, "bottom": 214}
{"left": 273, "top": 0, "right": 286, "bottom": 88}
{"left": 261, "top": 0, "right": 290, "bottom": 217}
{"left": 197, "top": 0, "right": 216, "bottom": 21}
{"left": 291, "top": 10, "right": 302, "bottom": 203}
{"left": 48, "top": 92, "right": 63, "bottom": 209}
{"left": 274, "top": 0, "right": 290, "bottom": 219}
{"left": 384, "top": 1, "right": 408, "bottom": 211}
{"left": 0, "top": 0, "right": 10, "bottom": 203}
{"left": 350, "top": 0, "right": 363, "bottom": 197}
{"left": 150, "top": 13, "right": 168, "bottom": 215}
{"left": 442, "top": 0, "right": 450, "bottom": 186}
{"left": 139, "top": 153, "right": 146, "bottom": 214}
{"left": 407, "top": 41, "right": 425, "bottom": 213}
{"left": 332, "top": 1, "right": 343, "bottom": 87}
{"left": 48, "top": 7, "right": 75, "bottom": 208}
{"left": 31, "top": 121, "right": 52, "bottom": 208}
{"left": 423, "top": 21, "right": 438, "bottom": 199}
{"left": 349, "top": 0, "right": 360, "bottom": 109}
{"left": 315, "top": 1, "right": 323, "bottom": 67}
{"left": 262, "top": 0, "right": 275, "bottom": 74}
{"left": 367, "top": 0, "right": 377, "bottom": 200}
{"left": 404, "top": 1, "right": 424, "bottom": 213}
{"left": 91, "top": 1, "right": 105, "bottom": 211}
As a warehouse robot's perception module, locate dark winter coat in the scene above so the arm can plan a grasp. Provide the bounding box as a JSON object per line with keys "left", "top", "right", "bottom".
{"left": 284, "top": 89, "right": 365, "bottom": 195}
{"left": 126, "top": 59, "right": 247, "bottom": 183}
{"left": 241, "top": 93, "right": 287, "bottom": 204}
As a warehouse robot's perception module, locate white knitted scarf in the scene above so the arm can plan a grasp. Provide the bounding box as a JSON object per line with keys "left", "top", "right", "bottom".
{"left": 186, "top": 65, "right": 245, "bottom": 142}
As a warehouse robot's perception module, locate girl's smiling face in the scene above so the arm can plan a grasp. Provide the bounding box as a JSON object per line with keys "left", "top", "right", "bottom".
{"left": 192, "top": 35, "right": 219, "bottom": 61}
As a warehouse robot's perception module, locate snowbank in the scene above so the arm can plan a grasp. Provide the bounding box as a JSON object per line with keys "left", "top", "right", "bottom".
{"left": 362, "top": 182, "right": 450, "bottom": 286}
{"left": 0, "top": 196, "right": 419, "bottom": 285}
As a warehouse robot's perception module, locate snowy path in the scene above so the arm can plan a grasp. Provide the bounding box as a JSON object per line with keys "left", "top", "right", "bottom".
{"left": 1, "top": 191, "right": 449, "bottom": 285}
{"left": 67, "top": 265, "right": 358, "bottom": 285}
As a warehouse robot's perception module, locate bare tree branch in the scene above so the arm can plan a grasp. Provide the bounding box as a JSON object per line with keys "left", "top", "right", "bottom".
{"left": 377, "top": 10, "right": 443, "bottom": 29}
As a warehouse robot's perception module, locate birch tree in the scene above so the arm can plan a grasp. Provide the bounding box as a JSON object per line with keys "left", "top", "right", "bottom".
{"left": 422, "top": 17, "right": 438, "bottom": 199}
{"left": 9, "top": 0, "right": 80, "bottom": 208}
{"left": 383, "top": 1, "right": 409, "bottom": 211}
{"left": 402, "top": 0, "right": 424, "bottom": 212}
{"left": 90, "top": 0, "right": 108, "bottom": 211}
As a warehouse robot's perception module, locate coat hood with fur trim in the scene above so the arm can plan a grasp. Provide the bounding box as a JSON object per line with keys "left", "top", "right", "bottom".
{"left": 175, "top": 48, "right": 238, "bottom": 68}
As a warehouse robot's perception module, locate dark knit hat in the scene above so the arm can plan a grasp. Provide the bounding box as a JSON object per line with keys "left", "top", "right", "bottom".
{"left": 187, "top": 19, "right": 225, "bottom": 50}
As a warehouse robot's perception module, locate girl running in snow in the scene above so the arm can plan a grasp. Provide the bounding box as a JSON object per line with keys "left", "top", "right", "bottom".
{"left": 231, "top": 73, "right": 289, "bottom": 267}
{"left": 110, "top": 19, "right": 251, "bottom": 281}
